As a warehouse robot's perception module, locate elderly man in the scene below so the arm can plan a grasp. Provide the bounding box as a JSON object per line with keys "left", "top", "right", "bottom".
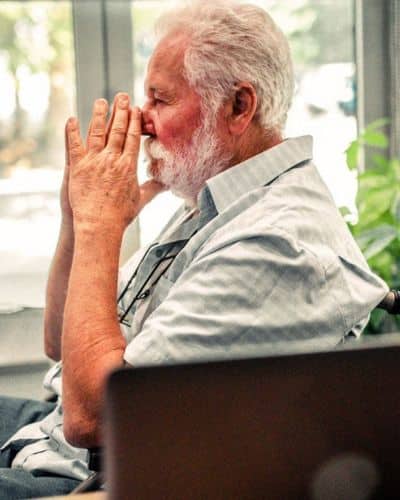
{"left": 0, "top": 0, "right": 387, "bottom": 497}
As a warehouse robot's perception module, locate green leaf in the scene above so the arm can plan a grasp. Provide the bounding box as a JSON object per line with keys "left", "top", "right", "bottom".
{"left": 346, "top": 115, "right": 399, "bottom": 334}
{"left": 339, "top": 206, "right": 351, "bottom": 217}
{"left": 359, "top": 167, "right": 387, "bottom": 179}
{"left": 362, "top": 130, "right": 388, "bottom": 148}
{"left": 358, "top": 173, "right": 390, "bottom": 191}
{"left": 372, "top": 154, "right": 390, "bottom": 170}
{"left": 356, "top": 225, "right": 397, "bottom": 248}
{"left": 356, "top": 188, "right": 394, "bottom": 226}
{"left": 364, "top": 233, "right": 397, "bottom": 259}
{"left": 369, "top": 249, "right": 393, "bottom": 272}
{"left": 391, "top": 158, "right": 400, "bottom": 169}
{"left": 345, "top": 141, "right": 359, "bottom": 170}
{"left": 363, "top": 117, "right": 390, "bottom": 132}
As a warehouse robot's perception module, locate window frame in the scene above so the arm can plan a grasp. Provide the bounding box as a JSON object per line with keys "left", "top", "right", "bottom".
{"left": 355, "top": 0, "right": 396, "bottom": 167}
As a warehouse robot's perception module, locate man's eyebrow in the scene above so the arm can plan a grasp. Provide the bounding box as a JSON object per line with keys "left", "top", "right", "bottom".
{"left": 147, "top": 86, "right": 173, "bottom": 98}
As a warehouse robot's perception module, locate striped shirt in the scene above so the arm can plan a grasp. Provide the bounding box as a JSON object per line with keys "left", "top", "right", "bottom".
{"left": 121, "top": 135, "right": 388, "bottom": 364}
{"left": 2, "top": 136, "right": 388, "bottom": 479}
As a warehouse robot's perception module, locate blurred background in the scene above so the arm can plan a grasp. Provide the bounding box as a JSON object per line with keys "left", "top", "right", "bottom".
{"left": 0, "top": 0, "right": 398, "bottom": 397}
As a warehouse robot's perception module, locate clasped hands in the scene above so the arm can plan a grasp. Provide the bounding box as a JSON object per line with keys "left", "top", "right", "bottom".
{"left": 62, "top": 93, "right": 163, "bottom": 235}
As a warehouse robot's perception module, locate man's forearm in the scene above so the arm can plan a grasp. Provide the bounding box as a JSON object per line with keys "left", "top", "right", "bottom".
{"left": 60, "top": 96, "right": 159, "bottom": 448}
{"left": 61, "top": 223, "right": 126, "bottom": 448}
{"left": 44, "top": 223, "right": 74, "bottom": 361}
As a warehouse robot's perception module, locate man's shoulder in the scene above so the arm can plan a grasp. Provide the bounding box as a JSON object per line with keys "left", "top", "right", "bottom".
{"left": 193, "top": 162, "right": 369, "bottom": 278}
{"left": 203, "top": 162, "right": 339, "bottom": 243}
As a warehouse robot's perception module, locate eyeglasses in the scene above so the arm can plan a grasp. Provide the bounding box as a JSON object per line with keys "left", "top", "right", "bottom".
{"left": 117, "top": 243, "right": 179, "bottom": 327}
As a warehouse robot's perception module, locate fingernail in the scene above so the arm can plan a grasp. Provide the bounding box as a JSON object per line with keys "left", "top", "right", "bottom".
{"left": 119, "top": 95, "right": 129, "bottom": 108}
{"left": 68, "top": 117, "right": 77, "bottom": 128}
{"left": 96, "top": 98, "right": 107, "bottom": 110}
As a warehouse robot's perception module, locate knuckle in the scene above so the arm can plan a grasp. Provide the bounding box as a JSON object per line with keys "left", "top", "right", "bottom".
{"left": 111, "top": 125, "right": 126, "bottom": 136}
{"left": 70, "top": 143, "right": 81, "bottom": 154}
{"left": 89, "top": 127, "right": 104, "bottom": 138}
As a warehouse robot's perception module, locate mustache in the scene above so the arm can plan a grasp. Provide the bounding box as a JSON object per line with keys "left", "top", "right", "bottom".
{"left": 144, "top": 137, "right": 170, "bottom": 161}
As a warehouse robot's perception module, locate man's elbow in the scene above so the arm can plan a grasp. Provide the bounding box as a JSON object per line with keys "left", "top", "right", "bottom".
{"left": 64, "top": 412, "right": 101, "bottom": 449}
{"left": 44, "top": 340, "right": 61, "bottom": 362}
{"left": 44, "top": 325, "right": 61, "bottom": 361}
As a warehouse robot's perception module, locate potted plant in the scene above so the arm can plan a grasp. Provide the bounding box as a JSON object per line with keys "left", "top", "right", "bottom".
{"left": 344, "top": 119, "right": 400, "bottom": 333}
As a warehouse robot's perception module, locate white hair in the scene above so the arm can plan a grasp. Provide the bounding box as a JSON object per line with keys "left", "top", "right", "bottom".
{"left": 155, "top": 0, "right": 294, "bottom": 134}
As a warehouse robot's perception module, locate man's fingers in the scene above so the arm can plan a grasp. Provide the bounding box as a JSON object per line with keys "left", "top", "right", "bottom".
{"left": 107, "top": 93, "right": 130, "bottom": 153}
{"left": 66, "top": 117, "right": 85, "bottom": 166}
{"left": 86, "top": 99, "right": 108, "bottom": 152}
{"left": 124, "top": 107, "right": 142, "bottom": 155}
{"left": 138, "top": 179, "right": 165, "bottom": 210}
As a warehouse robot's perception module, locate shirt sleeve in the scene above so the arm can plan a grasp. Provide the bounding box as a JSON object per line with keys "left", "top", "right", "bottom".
{"left": 123, "top": 226, "right": 387, "bottom": 366}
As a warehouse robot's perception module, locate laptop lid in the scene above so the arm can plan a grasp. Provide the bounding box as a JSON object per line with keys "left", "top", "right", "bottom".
{"left": 104, "top": 342, "right": 400, "bottom": 499}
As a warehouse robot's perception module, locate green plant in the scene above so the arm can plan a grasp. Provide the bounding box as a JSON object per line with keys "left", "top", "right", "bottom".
{"left": 344, "top": 119, "right": 400, "bottom": 333}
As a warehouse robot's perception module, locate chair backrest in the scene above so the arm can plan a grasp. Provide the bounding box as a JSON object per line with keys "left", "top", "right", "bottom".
{"left": 104, "top": 340, "right": 400, "bottom": 500}
{"left": 377, "top": 289, "right": 400, "bottom": 314}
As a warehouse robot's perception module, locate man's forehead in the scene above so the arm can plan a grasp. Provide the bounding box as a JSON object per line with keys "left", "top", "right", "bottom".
{"left": 145, "top": 33, "right": 189, "bottom": 93}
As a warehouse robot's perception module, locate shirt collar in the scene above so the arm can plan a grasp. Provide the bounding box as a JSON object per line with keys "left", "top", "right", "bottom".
{"left": 203, "top": 135, "right": 313, "bottom": 214}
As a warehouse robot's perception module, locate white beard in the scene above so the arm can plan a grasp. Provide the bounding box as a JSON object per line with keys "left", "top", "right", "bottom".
{"left": 144, "top": 112, "right": 232, "bottom": 206}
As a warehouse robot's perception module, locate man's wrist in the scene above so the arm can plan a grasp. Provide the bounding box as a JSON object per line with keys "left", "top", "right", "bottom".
{"left": 73, "top": 219, "right": 125, "bottom": 244}
{"left": 61, "top": 212, "right": 74, "bottom": 230}
{"left": 58, "top": 221, "right": 75, "bottom": 254}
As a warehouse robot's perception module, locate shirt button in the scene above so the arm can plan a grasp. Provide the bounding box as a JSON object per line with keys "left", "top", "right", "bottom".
{"left": 155, "top": 249, "right": 163, "bottom": 258}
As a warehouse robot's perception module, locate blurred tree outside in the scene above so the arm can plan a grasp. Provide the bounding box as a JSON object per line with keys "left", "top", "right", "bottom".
{"left": 257, "top": 0, "right": 354, "bottom": 69}
{"left": 0, "top": 2, "right": 74, "bottom": 176}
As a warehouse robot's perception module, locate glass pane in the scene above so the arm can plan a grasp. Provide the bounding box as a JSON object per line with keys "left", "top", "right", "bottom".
{"left": 132, "top": 0, "right": 356, "bottom": 245}
{"left": 0, "top": 2, "right": 75, "bottom": 307}
{"left": 265, "top": 0, "right": 357, "bottom": 213}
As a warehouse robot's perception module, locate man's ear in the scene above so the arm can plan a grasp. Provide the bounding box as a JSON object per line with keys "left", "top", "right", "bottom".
{"left": 225, "top": 82, "right": 258, "bottom": 136}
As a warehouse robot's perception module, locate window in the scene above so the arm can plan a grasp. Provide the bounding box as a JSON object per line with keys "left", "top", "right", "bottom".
{"left": 132, "top": 1, "right": 182, "bottom": 246}
{"left": 0, "top": 2, "right": 75, "bottom": 308}
{"left": 266, "top": 0, "right": 357, "bottom": 213}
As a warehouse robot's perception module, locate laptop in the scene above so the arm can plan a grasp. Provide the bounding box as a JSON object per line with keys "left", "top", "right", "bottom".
{"left": 104, "top": 341, "right": 400, "bottom": 499}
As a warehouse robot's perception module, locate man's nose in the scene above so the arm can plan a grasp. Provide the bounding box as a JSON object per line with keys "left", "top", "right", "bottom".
{"left": 141, "top": 108, "right": 155, "bottom": 136}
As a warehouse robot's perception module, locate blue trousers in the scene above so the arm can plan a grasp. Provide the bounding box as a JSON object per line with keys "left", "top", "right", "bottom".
{"left": 0, "top": 396, "right": 80, "bottom": 499}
